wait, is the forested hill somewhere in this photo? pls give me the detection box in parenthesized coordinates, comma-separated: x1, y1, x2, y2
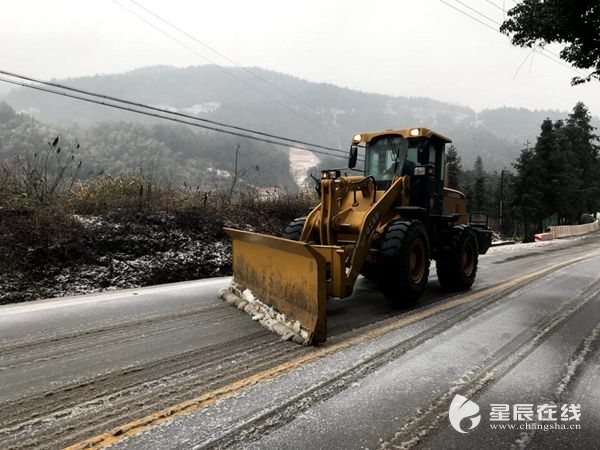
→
(2, 65, 596, 173)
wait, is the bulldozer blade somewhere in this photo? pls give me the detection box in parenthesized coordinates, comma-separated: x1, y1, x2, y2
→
(224, 228, 327, 344)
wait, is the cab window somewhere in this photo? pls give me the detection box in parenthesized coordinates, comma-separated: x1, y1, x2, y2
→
(365, 135, 408, 181)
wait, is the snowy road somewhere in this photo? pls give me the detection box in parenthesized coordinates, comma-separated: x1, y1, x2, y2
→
(1, 233, 599, 449)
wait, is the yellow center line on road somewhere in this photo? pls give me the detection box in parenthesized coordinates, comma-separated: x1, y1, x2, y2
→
(65, 249, 600, 449)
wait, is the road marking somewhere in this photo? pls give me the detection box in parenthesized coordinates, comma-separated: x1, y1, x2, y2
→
(0, 277, 232, 315)
(66, 250, 600, 449)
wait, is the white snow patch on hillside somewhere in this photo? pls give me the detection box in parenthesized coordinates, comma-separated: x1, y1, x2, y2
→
(148, 102, 221, 115)
(150, 104, 178, 112)
(182, 102, 221, 114)
(289, 147, 320, 187)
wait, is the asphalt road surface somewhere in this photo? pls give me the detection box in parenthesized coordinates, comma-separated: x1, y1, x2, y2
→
(1, 232, 599, 449)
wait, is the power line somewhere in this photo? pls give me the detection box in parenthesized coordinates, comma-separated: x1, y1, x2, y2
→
(124, 0, 331, 127)
(513, 45, 538, 79)
(439, 0, 498, 32)
(0, 75, 353, 161)
(0, 69, 346, 156)
(452, 0, 499, 25)
(483, 0, 506, 12)
(484, 2, 571, 64)
(111, 0, 334, 136)
(439, 0, 589, 78)
(452, 0, 564, 60)
(448, 0, 571, 65)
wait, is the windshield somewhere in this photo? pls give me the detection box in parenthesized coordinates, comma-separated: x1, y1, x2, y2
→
(365, 135, 409, 181)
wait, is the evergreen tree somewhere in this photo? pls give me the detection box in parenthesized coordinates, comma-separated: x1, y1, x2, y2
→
(551, 120, 579, 222)
(445, 144, 463, 190)
(512, 143, 542, 241)
(510, 102, 599, 240)
(534, 118, 561, 221)
(565, 102, 600, 217)
(471, 156, 488, 212)
(498, 169, 517, 235)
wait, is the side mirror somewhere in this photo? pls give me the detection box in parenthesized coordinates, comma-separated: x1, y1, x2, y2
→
(349, 145, 358, 169)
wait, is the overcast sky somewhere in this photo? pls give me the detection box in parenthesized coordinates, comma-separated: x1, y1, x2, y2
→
(1, 0, 598, 116)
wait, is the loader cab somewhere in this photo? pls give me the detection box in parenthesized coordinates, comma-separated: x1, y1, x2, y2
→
(350, 128, 449, 213)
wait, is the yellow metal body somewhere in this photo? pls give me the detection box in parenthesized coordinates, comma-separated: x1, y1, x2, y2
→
(300, 175, 409, 299)
(353, 127, 451, 144)
(442, 187, 468, 223)
(225, 229, 328, 342)
(227, 174, 409, 344)
(226, 127, 471, 344)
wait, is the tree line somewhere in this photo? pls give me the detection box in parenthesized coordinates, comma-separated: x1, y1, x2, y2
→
(447, 102, 599, 241)
(0, 101, 296, 192)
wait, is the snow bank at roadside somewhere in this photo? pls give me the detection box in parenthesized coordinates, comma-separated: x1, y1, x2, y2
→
(485, 234, 590, 256)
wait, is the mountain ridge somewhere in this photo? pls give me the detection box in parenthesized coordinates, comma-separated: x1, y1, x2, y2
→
(2, 65, 597, 172)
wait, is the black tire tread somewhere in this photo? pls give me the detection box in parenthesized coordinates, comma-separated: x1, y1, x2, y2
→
(436, 224, 479, 291)
(283, 217, 306, 241)
(376, 220, 430, 305)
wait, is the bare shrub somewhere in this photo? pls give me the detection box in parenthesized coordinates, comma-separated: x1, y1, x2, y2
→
(19, 137, 82, 204)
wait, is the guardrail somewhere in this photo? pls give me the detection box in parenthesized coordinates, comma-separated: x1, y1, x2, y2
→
(548, 220, 600, 239)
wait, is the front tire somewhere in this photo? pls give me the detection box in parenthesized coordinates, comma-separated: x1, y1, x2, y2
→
(377, 220, 430, 305)
(283, 217, 306, 241)
(436, 225, 478, 291)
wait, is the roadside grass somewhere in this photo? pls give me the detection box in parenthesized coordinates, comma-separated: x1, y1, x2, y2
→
(0, 152, 318, 303)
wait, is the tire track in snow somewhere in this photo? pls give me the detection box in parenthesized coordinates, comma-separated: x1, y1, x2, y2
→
(378, 282, 600, 449)
(194, 270, 600, 448)
(511, 318, 600, 450)
(0, 333, 306, 449)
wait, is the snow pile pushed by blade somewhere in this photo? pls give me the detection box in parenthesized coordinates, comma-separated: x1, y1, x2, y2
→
(218, 284, 311, 345)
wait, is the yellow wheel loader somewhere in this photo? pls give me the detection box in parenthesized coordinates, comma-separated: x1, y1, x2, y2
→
(221, 127, 492, 344)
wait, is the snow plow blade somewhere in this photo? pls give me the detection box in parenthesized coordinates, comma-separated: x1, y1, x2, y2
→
(224, 228, 327, 344)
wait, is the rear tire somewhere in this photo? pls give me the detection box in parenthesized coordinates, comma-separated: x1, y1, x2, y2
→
(377, 220, 430, 305)
(436, 225, 478, 291)
(283, 217, 306, 241)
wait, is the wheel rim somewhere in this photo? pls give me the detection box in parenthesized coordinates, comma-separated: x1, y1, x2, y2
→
(461, 239, 476, 277)
(409, 239, 426, 283)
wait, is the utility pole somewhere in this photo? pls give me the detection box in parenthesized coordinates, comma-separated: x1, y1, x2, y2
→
(228, 143, 240, 203)
(499, 169, 505, 230)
